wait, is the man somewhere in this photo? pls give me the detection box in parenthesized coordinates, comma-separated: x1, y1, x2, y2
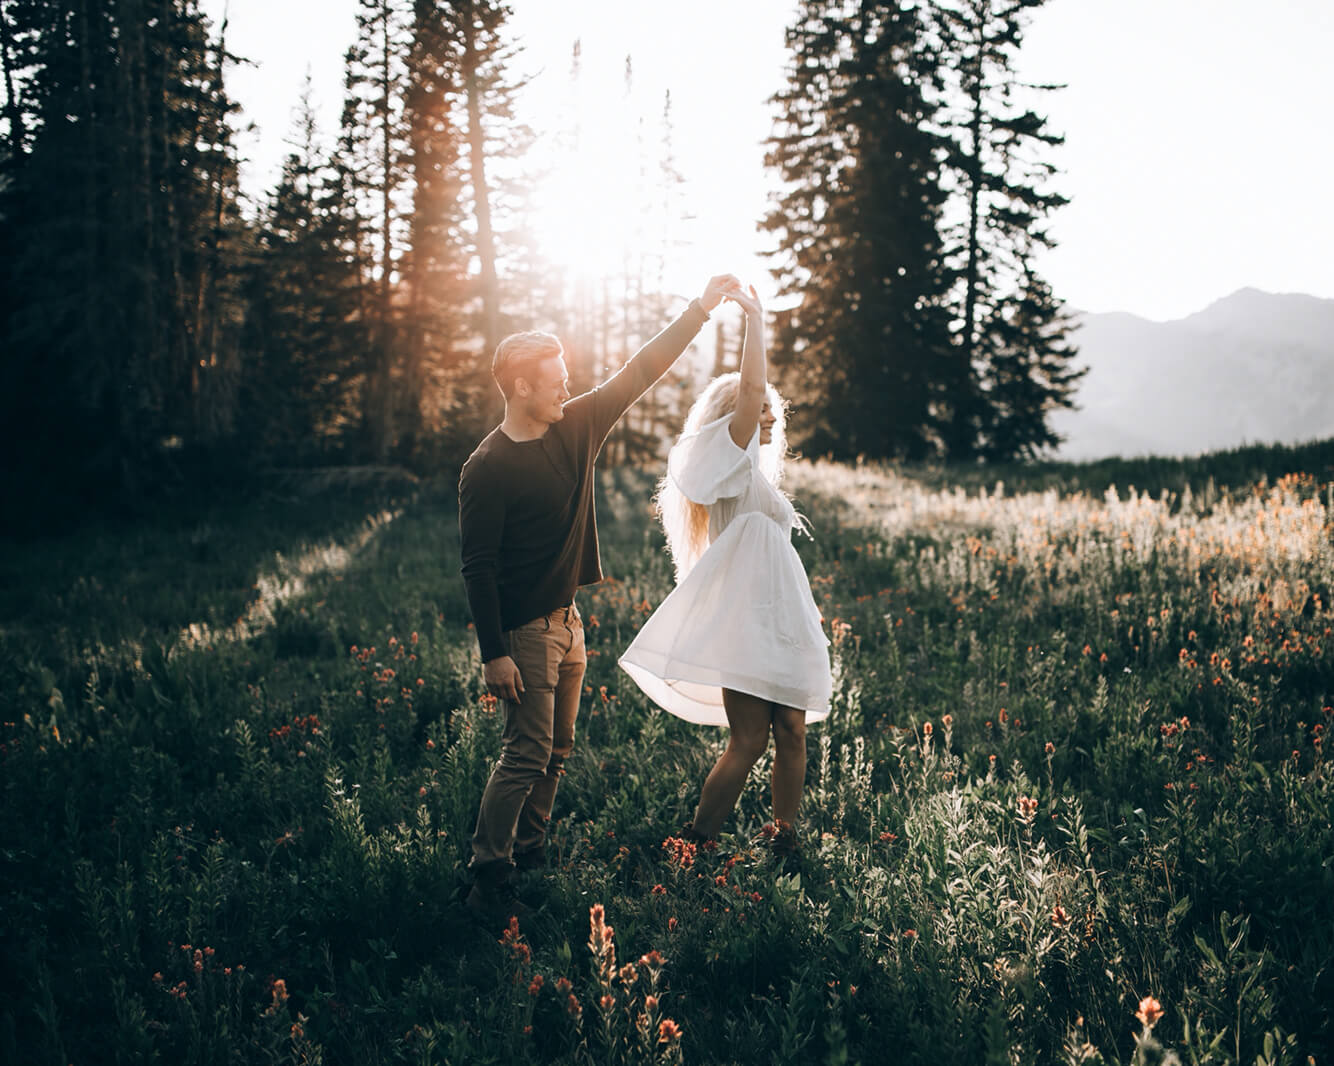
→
(459, 274, 739, 922)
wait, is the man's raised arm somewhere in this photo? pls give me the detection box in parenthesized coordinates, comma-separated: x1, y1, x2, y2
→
(581, 273, 742, 439)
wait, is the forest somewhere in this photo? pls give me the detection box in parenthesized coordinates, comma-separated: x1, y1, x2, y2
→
(1, 0, 1079, 527)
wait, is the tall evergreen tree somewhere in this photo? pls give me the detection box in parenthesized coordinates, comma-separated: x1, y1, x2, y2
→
(0, 0, 36, 164)
(334, 0, 529, 462)
(763, 0, 955, 461)
(0, 0, 245, 502)
(433, 0, 532, 450)
(242, 78, 366, 463)
(338, 0, 416, 461)
(974, 251, 1082, 458)
(928, 0, 1081, 458)
(401, 0, 468, 453)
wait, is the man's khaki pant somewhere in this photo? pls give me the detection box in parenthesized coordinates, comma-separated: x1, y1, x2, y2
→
(470, 603, 586, 871)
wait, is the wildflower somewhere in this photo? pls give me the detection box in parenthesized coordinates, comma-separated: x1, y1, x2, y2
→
(922, 721, 933, 738)
(902, 929, 918, 939)
(566, 993, 582, 1018)
(668, 917, 679, 932)
(425, 738, 435, 749)
(645, 994, 659, 1011)
(527, 974, 544, 997)
(658, 1018, 683, 1042)
(291, 1022, 304, 1040)
(501, 916, 532, 964)
(651, 883, 666, 896)
(1044, 741, 1055, 755)
(1135, 996, 1164, 1028)
(264, 977, 289, 1014)
(1051, 905, 1071, 927)
(879, 830, 897, 843)
(1017, 795, 1038, 821)
(618, 964, 638, 985)
(942, 714, 953, 728)
(600, 994, 615, 1010)
(661, 836, 698, 869)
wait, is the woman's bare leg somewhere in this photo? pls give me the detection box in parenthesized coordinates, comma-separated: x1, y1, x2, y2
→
(690, 689, 772, 839)
(770, 706, 807, 826)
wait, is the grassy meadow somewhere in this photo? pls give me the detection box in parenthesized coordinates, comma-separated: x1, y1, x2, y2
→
(2, 443, 1332, 1065)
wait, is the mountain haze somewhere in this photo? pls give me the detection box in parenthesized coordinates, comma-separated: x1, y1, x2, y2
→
(1049, 289, 1334, 460)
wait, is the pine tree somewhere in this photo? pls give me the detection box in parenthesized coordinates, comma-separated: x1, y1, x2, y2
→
(432, 0, 532, 452)
(763, 0, 956, 461)
(928, 0, 1081, 458)
(402, 0, 468, 453)
(974, 252, 1083, 458)
(0, 0, 246, 503)
(0, 0, 35, 164)
(339, 0, 415, 461)
(241, 78, 366, 463)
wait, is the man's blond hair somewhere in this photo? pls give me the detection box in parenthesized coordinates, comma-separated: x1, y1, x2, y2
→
(492, 331, 563, 399)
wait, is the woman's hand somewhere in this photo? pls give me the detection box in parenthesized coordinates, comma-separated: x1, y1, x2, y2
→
(725, 283, 764, 319)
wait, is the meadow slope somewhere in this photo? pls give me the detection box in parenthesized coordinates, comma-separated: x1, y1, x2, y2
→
(1, 450, 1331, 1065)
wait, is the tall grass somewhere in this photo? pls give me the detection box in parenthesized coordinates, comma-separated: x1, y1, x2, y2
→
(1, 448, 1330, 1064)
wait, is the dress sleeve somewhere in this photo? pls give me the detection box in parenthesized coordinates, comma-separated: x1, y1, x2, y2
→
(667, 415, 754, 505)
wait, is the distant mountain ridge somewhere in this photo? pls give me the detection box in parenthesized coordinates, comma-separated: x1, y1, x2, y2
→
(1049, 288, 1334, 460)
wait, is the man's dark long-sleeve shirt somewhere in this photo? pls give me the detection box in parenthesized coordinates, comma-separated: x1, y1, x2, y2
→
(459, 302, 709, 662)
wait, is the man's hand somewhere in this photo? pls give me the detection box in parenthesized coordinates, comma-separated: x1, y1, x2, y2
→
(484, 655, 525, 703)
(699, 274, 743, 313)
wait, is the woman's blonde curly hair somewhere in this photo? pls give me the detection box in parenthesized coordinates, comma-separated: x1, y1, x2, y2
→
(656, 372, 789, 581)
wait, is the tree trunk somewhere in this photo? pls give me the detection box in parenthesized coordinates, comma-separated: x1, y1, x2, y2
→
(375, 1, 395, 460)
(0, 0, 24, 164)
(461, 9, 500, 356)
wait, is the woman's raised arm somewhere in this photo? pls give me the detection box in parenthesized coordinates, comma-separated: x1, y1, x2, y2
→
(726, 284, 767, 449)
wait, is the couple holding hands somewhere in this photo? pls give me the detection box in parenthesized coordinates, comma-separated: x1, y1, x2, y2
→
(458, 274, 832, 922)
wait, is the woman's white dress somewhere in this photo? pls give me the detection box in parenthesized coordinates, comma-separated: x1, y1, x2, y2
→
(619, 415, 832, 725)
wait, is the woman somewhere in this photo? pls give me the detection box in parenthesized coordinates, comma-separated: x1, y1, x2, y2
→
(619, 283, 832, 858)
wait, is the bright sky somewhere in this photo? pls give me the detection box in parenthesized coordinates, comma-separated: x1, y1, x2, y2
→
(210, 0, 1334, 323)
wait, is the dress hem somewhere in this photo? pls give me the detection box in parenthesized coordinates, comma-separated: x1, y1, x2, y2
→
(619, 654, 831, 727)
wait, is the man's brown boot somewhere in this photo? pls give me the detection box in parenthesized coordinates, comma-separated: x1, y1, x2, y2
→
(466, 860, 530, 926)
